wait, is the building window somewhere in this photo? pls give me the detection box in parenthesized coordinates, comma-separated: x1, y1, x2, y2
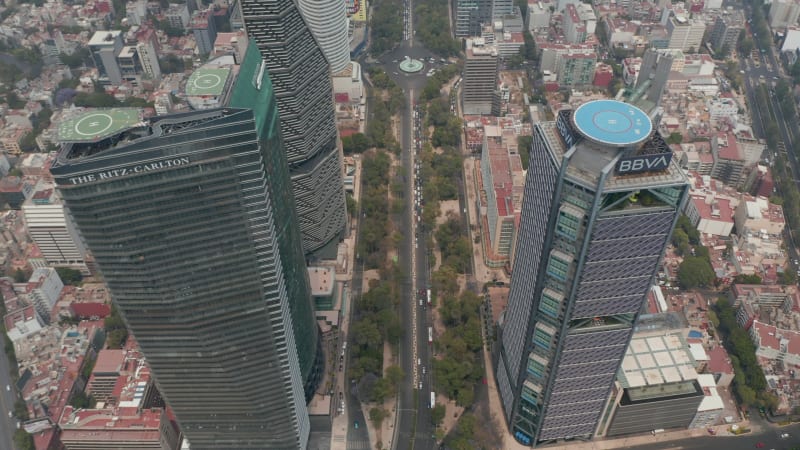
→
(521, 380, 541, 405)
(546, 251, 572, 282)
(527, 355, 546, 378)
(538, 290, 562, 318)
(533, 327, 552, 350)
(556, 205, 583, 240)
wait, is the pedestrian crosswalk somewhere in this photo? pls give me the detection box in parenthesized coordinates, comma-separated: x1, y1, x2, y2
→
(346, 440, 370, 449)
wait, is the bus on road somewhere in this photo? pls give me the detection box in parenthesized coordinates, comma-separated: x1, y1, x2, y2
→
(428, 327, 433, 344)
(430, 392, 435, 409)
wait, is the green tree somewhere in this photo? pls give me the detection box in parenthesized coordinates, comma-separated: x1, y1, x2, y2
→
(13, 430, 34, 450)
(369, 407, 388, 429)
(352, 317, 382, 348)
(73, 92, 118, 107)
(5, 92, 24, 109)
(342, 132, 370, 154)
(104, 305, 129, 349)
(371, 377, 392, 403)
(671, 228, 689, 256)
(666, 132, 683, 144)
(59, 48, 90, 69)
(13, 268, 27, 283)
(69, 390, 95, 409)
(517, 135, 532, 169)
(159, 54, 186, 74)
(737, 384, 757, 407)
(345, 194, 358, 218)
(431, 403, 446, 426)
(385, 364, 404, 387)
(55, 267, 83, 285)
(14, 398, 28, 420)
(677, 255, 716, 289)
(734, 274, 762, 284)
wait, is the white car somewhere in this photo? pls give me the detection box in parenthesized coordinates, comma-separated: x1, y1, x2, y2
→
(5, 385, 9, 392)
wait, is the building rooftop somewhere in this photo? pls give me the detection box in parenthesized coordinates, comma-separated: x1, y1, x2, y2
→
(93, 349, 125, 374)
(690, 195, 734, 223)
(752, 320, 800, 355)
(618, 332, 698, 388)
(572, 100, 653, 147)
(706, 345, 734, 374)
(88, 30, 121, 47)
(57, 109, 143, 143)
(185, 67, 231, 97)
(308, 266, 334, 296)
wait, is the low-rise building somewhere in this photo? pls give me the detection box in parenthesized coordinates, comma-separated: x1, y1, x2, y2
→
(684, 194, 734, 237)
(59, 406, 180, 450)
(734, 196, 785, 237)
(706, 96, 739, 123)
(688, 373, 724, 428)
(604, 331, 704, 437)
(711, 132, 746, 187)
(750, 320, 800, 367)
(478, 129, 524, 268)
(27, 267, 64, 325)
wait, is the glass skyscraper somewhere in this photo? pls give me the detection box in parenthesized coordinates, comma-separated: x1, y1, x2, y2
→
(240, 0, 347, 255)
(494, 100, 689, 446)
(50, 43, 318, 450)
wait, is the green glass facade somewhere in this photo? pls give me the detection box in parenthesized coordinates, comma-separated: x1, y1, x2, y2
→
(50, 44, 316, 449)
(230, 42, 321, 394)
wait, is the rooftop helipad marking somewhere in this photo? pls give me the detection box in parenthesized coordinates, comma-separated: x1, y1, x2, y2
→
(74, 113, 114, 137)
(572, 100, 653, 147)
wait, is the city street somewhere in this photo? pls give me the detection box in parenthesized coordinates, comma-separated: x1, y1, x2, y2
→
(0, 342, 17, 450)
(356, 2, 452, 447)
(741, 6, 800, 192)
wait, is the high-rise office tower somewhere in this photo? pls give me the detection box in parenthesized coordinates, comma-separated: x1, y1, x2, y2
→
(494, 100, 688, 446)
(769, 0, 800, 28)
(455, 0, 493, 37)
(463, 38, 499, 115)
(240, 0, 347, 255)
(297, 0, 351, 74)
(635, 48, 673, 109)
(50, 43, 318, 450)
(22, 186, 89, 273)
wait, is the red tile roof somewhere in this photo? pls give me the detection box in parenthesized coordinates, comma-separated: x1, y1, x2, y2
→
(707, 346, 734, 374)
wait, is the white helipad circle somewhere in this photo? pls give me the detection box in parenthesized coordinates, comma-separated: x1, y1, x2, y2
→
(74, 113, 114, 137)
(192, 73, 222, 90)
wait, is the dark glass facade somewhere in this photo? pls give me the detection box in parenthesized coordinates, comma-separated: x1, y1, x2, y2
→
(50, 45, 316, 450)
(240, 0, 347, 255)
(494, 103, 689, 447)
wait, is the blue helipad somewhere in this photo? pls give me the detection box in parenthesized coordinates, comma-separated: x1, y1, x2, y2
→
(572, 100, 652, 147)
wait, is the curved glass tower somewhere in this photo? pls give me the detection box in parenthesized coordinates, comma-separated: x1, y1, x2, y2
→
(494, 101, 689, 447)
(297, 0, 351, 74)
(241, 0, 347, 255)
(50, 44, 318, 449)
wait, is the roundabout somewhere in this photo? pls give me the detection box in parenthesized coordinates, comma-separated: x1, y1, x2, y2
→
(399, 57, 424, 74)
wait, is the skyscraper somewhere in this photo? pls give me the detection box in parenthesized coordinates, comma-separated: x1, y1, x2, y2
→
(50, 43, 318, 450)
(297, 0, 351, 74)
(463, 38, 499, 115)
(494, 100, 688, 446)
(635, 48, 673, 109)
(240, 0, 347, 255)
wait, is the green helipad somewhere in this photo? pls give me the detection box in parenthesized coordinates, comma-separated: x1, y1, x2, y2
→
(186, 67, 231, 96)
(58, 108, 142, 143)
